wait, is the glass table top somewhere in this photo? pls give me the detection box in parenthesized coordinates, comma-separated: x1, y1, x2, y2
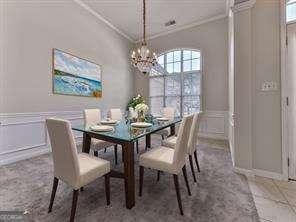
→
(72, 117, 182, 142)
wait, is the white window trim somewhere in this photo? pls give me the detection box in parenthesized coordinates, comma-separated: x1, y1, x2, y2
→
(286, 0, 296, 24)
(149, 48, 203, 116)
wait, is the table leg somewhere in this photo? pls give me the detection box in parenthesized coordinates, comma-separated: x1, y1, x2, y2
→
(170, 124, 176, 136)
(122, 142, 135, 209)
(82, 133, 91, 153)
(145, 134, 151, 150)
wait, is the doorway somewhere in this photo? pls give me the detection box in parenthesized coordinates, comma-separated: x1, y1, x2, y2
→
(284, 0, 296, 180)
(286, 23, 296, 180)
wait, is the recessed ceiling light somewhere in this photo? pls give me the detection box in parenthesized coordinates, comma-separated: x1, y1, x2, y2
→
(165, 20, 176, 27)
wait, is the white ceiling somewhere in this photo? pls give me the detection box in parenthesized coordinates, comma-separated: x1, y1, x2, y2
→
(79, 0, 228, 42)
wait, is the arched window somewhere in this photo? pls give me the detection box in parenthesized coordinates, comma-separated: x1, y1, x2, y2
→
(287, 0, 296, 23)
(149, 49, 202, 117)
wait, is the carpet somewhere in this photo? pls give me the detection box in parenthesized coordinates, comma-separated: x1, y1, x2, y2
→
(0, 137, 259, 222)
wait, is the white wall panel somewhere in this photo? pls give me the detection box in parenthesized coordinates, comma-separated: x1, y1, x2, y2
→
(0, 110, 228, 165)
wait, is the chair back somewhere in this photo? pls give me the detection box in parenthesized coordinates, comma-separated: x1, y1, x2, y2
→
(46, 118, 79, 186)
(84, 109, 101, 125)
(187, 113, 202, 155)
(172, 115, 193, 170)
(163, 107, 175, 119)
(110, 108, 123, 120)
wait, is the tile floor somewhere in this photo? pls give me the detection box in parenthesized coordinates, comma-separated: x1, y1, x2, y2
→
(247, 176, 296, 222)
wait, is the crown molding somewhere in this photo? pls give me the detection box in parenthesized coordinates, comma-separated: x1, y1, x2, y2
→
(232, 0, 256, 13)
(74, 0, 228, 44)
(137, 13, 228, 43)
(73, 0, 135, 42)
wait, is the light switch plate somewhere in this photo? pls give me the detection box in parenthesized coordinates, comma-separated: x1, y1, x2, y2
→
(261, 81, 277, 91)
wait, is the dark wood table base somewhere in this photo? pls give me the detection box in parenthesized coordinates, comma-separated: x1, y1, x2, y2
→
(82, 133, 135, 209)
(145, 134, 151, 150)
(80, 121, 179, 210)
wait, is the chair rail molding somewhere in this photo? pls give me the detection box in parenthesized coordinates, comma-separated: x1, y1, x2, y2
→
(232, 0, 256, 13)
(0, 110, 228, 165)
(0, 111, 84, 166)
(198, 110, 229, 140)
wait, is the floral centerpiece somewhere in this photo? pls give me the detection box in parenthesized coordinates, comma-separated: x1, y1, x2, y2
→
(127, 94, 146, 109)
(135, 103, 149, 122)
(127, 94, 150, 121)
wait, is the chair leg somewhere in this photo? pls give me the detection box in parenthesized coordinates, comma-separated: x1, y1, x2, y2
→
(104, 173, 110, 205)
(173, 174, 184, 215)
(182, 166, 191, 196)
(114, 145, 118, 165)
(189, 155, 197, 182)
(136, 140, 139, 154)
(121, 146, 124, 162)
(94, 151, 98, 157)
(70, 189, 79, 222)
(48, 177, 59, 213)
(157, 170, 161, 181)
(194, 150, 201, 172)
(104, 148, 107, 153)
(139, 166, 144, 196)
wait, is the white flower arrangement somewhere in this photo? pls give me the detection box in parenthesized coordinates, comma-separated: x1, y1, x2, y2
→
(135, 103, 149, 114)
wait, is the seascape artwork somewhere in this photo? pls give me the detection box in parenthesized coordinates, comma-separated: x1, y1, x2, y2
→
(53, 49, 102, 97)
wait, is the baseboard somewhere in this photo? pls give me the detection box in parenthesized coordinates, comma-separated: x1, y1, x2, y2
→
(0, 109, 229, 165)
(0, 111, 84, 166)
(0, 146, 51, 166)
(252, 169, 285, 181)
(233, 167, 254, 177)
(228, 138, 235, 165)
(198, 132, 228, 140)
(199, 110, 229, 140)
(233, 166, 286, 181)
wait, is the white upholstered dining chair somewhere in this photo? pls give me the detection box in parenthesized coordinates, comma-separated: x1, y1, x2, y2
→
(153, 107, 175, 140)
(84, 109, 119, 164)
(46, 118, 110, 222)
(110, 108, 123, 121)
(110, 108, 140, 154)
(139, 114, 193, 215)
(162, 112, 201, 182)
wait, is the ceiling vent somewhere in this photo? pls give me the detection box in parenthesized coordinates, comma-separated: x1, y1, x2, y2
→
(165, 20, 176, 27)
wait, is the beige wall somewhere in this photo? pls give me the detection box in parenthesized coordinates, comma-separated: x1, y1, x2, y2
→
(233, 0, 282, 174)
(0, 1, 133, 113)
(234, 9, 253, 170)
(134, 18, 229, 112)
(251, 0, 282, 173)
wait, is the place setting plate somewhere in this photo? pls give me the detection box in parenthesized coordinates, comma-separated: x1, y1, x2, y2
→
(131, 122, 153, 128)
(90, 125, 114, 132)
(100, 119, 118, 125)
(156, 117, 170, 121)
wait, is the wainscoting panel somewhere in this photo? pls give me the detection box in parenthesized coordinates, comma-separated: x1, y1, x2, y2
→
(199, 110, 229, 140)
(0, 111, 84, 165)
(0, 110, 229, 165)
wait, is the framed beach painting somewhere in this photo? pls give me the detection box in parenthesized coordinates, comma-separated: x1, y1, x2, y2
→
(52, 49, 102, 98)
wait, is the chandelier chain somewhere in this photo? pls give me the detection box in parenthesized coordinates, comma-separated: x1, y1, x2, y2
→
(131, 0, 156, 74)
(143, 0, 146, 44)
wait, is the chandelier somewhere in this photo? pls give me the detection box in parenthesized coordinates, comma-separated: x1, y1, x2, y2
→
(131, 0, 157, 74)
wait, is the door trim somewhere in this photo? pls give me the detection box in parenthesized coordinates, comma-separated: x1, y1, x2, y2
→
(280, 0, 289, 181)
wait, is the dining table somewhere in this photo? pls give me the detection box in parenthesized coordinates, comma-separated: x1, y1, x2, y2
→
(72, 117, 182, 209)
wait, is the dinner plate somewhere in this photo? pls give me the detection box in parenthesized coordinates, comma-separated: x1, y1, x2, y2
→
(90, 125, 114, 132)
(131, 122, 153, 128)
(156, 117, 170, 121)
(100, 119, 118, 125)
